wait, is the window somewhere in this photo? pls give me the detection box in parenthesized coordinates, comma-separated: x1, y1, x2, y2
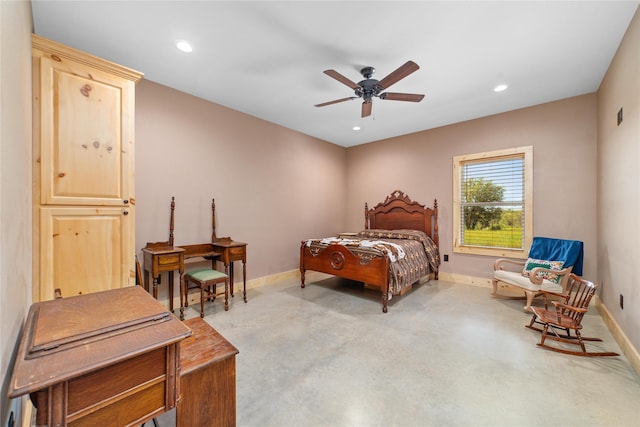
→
(453, 146, 533, 258)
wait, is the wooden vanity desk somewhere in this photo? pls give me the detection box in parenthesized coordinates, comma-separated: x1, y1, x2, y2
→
(8, 286, 191, 427)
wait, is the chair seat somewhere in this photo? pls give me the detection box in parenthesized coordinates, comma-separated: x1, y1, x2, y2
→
(186, 268, 227, 282)
(530, 307, 581, 330)
(494, 270, 563, 293)
(181, 268, 229, 319)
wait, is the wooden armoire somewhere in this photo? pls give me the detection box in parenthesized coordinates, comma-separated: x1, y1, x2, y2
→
(32, 35, 143, 301)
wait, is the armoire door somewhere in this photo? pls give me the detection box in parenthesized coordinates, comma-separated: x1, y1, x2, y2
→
(37, 54, 135, 206)
(39, 207, 133, 301)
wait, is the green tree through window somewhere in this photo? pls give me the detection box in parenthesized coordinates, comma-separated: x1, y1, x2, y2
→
(463, 177, 505, 230)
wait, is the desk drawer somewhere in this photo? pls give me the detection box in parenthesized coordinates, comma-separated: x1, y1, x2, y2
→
(228, 247, 245, 259)
(158, 254, 181, 265)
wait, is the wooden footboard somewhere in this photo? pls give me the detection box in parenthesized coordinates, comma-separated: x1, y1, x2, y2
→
(300, 242, 391, 313)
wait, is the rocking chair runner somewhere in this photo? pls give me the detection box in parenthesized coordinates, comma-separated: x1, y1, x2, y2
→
(526, 274, 619, 357)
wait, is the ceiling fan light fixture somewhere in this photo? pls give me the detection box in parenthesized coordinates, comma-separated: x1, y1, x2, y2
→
(494, 83, 508, 92)
(175, 40, 193, 53)
(315, 60, 424, 118)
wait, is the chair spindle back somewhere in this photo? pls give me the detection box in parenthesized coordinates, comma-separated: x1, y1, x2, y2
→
(562, 274, 597, 323)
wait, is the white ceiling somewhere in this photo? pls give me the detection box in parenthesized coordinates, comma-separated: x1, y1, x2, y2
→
(31, 1, 639, 148)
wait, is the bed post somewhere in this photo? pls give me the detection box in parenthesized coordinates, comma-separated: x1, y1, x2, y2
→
(300, 242, 306, 288)
(433, 199, 439, 247)
(364, 202, 369, 230)
(433, 199, 439, 280)
(381, 264, 390, 313)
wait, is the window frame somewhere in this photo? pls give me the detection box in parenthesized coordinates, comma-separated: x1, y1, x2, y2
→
(453, 146, 533, 258)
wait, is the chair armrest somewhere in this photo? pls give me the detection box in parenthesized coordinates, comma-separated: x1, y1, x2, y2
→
(494, 258, 526, 271)
(528, 266, 572, 285)
(552, 301, 588, 313)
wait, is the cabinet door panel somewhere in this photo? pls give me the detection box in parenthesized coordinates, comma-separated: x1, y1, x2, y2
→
(39, 55, 134, 206)
(40, 207, 133, 301)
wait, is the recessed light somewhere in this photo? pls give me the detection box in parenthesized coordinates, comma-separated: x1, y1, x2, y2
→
(353, 126, 361, 131)
(494, 84, 508, 92)
(175, 40, 193, 53)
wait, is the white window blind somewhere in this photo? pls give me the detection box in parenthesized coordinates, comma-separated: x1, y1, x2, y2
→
(459, 155, 525, 250)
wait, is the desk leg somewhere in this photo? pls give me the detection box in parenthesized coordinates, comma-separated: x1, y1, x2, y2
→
(242, 260, 247, 303)
(168, 272, 174, 312)
(144, 270, 150, 293)
(152, 276, 159, 300)
(226, 263, 234, 297)
(179, 273, 185, 321)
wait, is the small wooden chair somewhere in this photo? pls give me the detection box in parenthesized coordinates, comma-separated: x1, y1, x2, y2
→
(181, 268, 229, 319)
(526, 274, 618, 357)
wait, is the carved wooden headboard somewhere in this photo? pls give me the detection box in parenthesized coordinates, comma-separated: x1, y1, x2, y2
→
(364, 190, 439, 248)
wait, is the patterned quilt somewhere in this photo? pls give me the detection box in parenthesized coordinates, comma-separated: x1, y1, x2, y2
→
(305, 229, 440, 295)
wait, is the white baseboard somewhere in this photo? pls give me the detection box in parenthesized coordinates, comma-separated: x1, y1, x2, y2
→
(595, 296, 640, 377)
(246, 269, 301, 288)
(437, 271, 492, 288)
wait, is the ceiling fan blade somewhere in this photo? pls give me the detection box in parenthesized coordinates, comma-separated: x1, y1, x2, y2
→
(323, 69, 360, 90)
(361, 100, 372, 118)
(380, 92, 425, 102)
(315, 97, 358, 107)
(377, 61, 420, 90)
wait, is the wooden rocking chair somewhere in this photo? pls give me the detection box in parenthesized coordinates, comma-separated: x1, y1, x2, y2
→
(526, 274, 618, 357)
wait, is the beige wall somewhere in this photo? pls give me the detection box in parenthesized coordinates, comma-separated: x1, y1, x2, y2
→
(597, 7, 640, 351)
(135, 80, 347, 290)
(0, 0, 33, 424)
(346, 94, 598, 284)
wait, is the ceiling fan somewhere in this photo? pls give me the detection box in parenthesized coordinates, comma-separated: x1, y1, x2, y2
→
(315, 60, 425, 118)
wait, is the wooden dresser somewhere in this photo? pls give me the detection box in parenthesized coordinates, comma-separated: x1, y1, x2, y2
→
(8, 286, 191, 427)
(178, 317, 239, 427)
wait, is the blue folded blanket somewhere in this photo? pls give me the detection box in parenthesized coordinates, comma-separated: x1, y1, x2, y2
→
(528, 237, 584, 276)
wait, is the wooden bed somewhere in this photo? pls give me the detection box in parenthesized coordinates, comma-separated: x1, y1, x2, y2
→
(300, 190, 440, 313)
